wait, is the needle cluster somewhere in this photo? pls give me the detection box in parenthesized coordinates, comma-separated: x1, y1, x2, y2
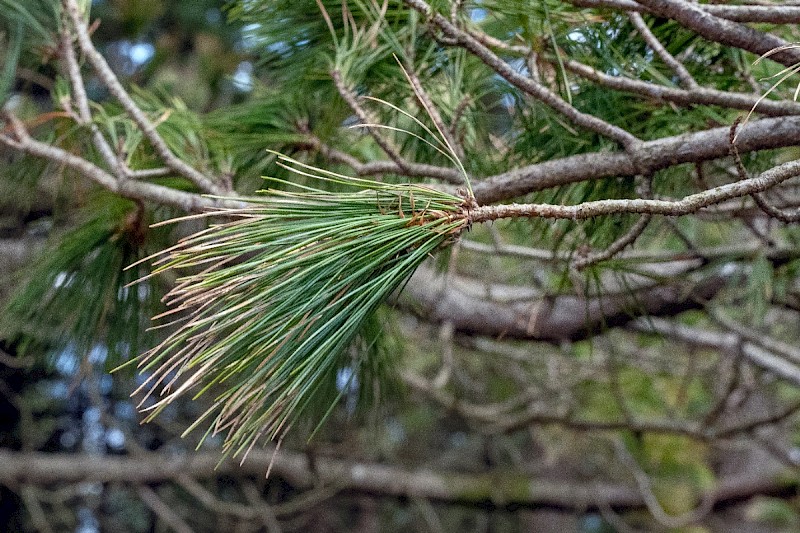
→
(133, 156, 470, 458)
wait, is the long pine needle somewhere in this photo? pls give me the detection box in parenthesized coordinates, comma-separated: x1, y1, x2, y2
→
(135, 155, 471, 458)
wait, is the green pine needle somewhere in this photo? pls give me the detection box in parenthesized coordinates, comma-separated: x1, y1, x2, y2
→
(132, 155, 471, 459)
(2, 196, 158, 366)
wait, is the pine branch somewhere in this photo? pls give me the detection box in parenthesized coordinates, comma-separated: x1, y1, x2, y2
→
(63, 0, 228, 195)
(404, 0, 642, 149)
(133, 158, 471, 457)
(0, 448, 797, 513)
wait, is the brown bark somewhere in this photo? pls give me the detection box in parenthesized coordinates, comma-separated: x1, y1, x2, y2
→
(399, 266, 726, 342)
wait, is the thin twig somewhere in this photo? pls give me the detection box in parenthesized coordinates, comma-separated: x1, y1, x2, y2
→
(573, 214, 653, 270)
(634, 0, 800, 69)
(59, 10, 123, 177)
(715, 399, 800, 439)
(569, 0, 800, 24)
(462, 238, 799, 265)
(0, 111, 222, 212)
(464, 25, 800, 117)
(711, 312, 800, 367)
(301, 134, 464, 184)
(572, 176, 655, 269)
(63, 0, 226, 195)
(242, 481, 283, 533)
(702, 349, 743, 427)
(404, 63, 464, 159)
(562, 58, 800, 117)
(614, 440, 714, 528)
(131, 167, 172, 179)
(750, 192, 800, 223)
(473, 114, 800, 204)
(730, 118, 800, 223)
(403, 368, 713, 438)
(19, 486, 55, 533)
(404, 0, 641, 148)
(177, 475, 259, 521)
(469, 155, 800, 221)
(331, 69, 410, 171)
(631, 318, 800, 389)
(138, 485, 194, 533)
(628, 12, 698, 89)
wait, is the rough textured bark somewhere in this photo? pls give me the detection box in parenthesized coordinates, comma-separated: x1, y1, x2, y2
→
(474, 116, 800, 204)
(633, 0, 800, 68)
(400, 266, 726, 342)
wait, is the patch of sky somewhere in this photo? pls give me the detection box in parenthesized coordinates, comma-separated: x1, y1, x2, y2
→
(265, 40, 291, 56)
(117, 285, 129, 301)
(54, 271, 74, 288)
(114, 402, 136, 421)
(55, 344, 79, 375)
(336, 366, 359, 414)
(134, 371, 152, 386)
(342, 114, 360, 128)
(501, 93, 515, 110)
(109, 40, 155, 76)
(113, 341, 131, 359)
(449, 431, 467, 447)
(201, 433, 223, 448)
(138, 283, 151, 301)
(106, 427, 126, 450)
(232, 61, 254, 92)
(89, 344, 108, 365)
(336, 366, 356, 392)
(82, 413, 106, 453)
(99, 374, 113, 395)
(60, 429, 79, 448)
(580, 514, 605, 532)
(490, 73, 520, 111)
(79, 483, 104, 499)
(75, 483, 103, 533)
(4, 93, 21, 112)
(385, 417, 405, 444)
(790, 448, 800, 464)
(470, 8, 488, 23)
(205, 8, 222, 25)
(238, 23, 263, 52)
(54, 343, 108, 377)
(83, 406, 102, 425)
(76, 507, 100, 533)
(567, 30, 587, 44)
(509, 58, 529, 76)
(47, 380, 69, 399)
(128, 42, 155, 66)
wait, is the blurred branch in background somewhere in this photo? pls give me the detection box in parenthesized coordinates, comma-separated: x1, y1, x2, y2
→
(1, 0, 800, 531)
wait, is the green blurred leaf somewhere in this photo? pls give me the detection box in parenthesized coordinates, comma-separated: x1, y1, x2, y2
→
(1, 196, 164, 368)
(747, 254, 774, 324)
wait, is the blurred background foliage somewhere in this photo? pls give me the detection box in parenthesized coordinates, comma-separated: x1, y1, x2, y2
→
(0, 0, 799, 532)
